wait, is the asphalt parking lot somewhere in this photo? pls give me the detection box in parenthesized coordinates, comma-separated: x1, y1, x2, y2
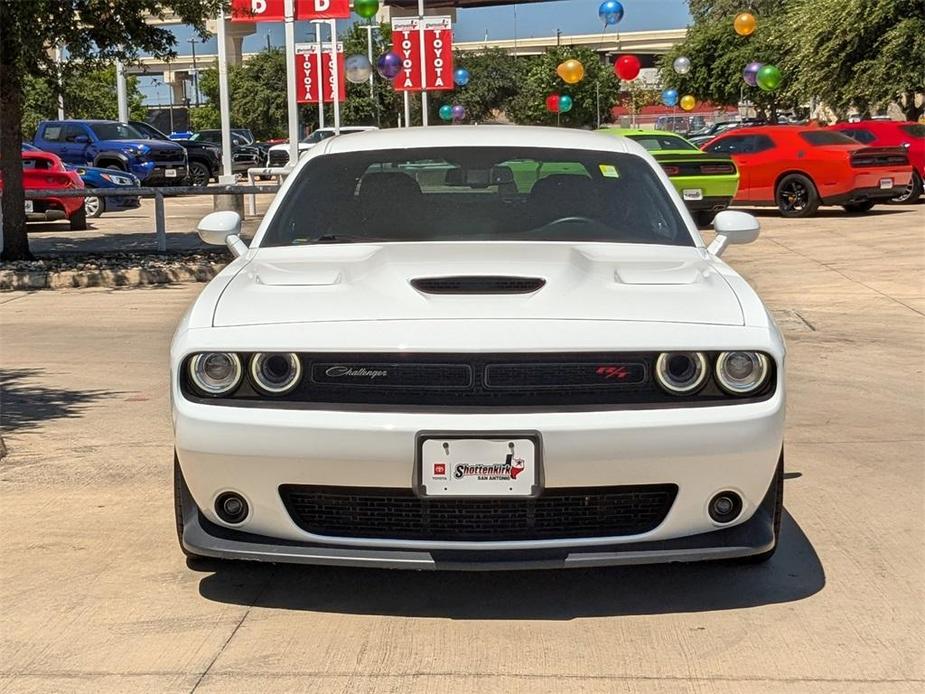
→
(1, 205, 923, 693)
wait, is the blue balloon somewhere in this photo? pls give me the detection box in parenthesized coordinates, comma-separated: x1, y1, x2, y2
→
(453, 68, 470, 86)
(598, 0, 624, 26)
(661, 88, 679, 107)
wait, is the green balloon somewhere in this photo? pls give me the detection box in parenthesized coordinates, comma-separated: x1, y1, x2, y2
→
(756, 64, 782, 92)
(439, 104, 454, 121)
(354, 0, 379, 19)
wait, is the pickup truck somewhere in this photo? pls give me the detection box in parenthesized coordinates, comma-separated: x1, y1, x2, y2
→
(129, 120, 221, 187)
(33, 120, 188, 185)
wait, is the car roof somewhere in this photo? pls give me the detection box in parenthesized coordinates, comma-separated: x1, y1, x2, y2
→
(321, 125, 639, 156)
(43, 119, 118, 124)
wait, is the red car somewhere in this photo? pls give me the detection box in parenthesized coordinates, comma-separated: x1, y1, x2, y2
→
(829, 120, 925, 203)
(0, 150, 87, 230)
(703, 126, 913, 217)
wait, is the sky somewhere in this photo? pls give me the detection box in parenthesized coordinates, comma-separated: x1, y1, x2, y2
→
(139, 0, 691, 104)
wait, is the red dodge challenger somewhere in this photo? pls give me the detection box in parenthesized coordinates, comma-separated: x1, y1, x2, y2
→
(703, 126, 913, 217)
(0, 150, 87, 230)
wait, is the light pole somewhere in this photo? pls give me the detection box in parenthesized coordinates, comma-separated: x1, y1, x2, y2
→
(360, 22, 380, 126)
(188, 38, 200, 108)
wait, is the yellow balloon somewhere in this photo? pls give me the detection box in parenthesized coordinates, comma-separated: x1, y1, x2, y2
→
(734, 11, 757, 36)
(556, 59, 585, 85)
(680, 95, 697, 111)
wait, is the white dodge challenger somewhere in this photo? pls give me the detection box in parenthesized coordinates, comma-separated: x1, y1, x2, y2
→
(171, 126, 785, 570)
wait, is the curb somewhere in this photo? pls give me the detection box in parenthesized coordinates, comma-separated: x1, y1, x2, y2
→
(0, 263, 227, 291)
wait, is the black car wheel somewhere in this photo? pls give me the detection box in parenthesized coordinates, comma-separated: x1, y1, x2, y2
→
(84, 195, 104, 218)
(188, 161, 211, 187)
(693, 210, 716, 228)
(69, 204, 88, 230)
(890, 171, 923, 204)
(842, 200, 876, 214)
(775, 173, 820, 218)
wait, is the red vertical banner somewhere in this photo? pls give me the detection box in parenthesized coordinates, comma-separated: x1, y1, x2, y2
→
(230, 0, 286, 22)
(295, 43, 345, 103)
(391, 17, 423, 92)
(321, 44, 346, 103)
(296, 0, 350, 19)
(422, 17, 454, 91)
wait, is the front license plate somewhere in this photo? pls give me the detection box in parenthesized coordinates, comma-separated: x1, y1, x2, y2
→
(420, 436, 538, 497)
(879, 177, 893, 190)
(24, 200, 33, 214)
(165, 168, 178, 178)
(683, 188, 703, 201)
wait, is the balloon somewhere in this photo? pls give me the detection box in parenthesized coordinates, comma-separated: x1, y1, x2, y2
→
(452, 104, 466, 120)
(673, 56, 691, 75)
(453, 68, 470, 86)
(743, 61, 763, 87)
(734, 11, 757, 36)
(614, 54, 641, 81)
(756, 64, 782, 91)
(556, 59, 585, 85)
(376, 51, 401, 79)
(598, 0, 624, 26)
(558, 94, 573, 113)
(680, 95, 696, 111)
(344, 54, 373, 84)
(354, 0, 379, 19)
(439, 104, 454, 121)
(545, 93, 560, 113)
(661, 88, 679, 107)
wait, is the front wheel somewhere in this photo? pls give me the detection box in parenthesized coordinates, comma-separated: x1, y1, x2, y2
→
(187, 161, 211, 187)
(69, 205, 88, 230)
(84, 195, 103, 218)
(776, 173, 820, 218)
(842, 200, 876, 214)
(890, 171, 923, 204)
(693, 210, 716, 228)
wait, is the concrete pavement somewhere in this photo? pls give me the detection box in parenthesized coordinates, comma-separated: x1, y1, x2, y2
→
(1, 206, 923, 693)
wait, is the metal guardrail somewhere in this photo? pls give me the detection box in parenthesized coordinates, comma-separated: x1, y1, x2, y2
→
(20, 184, 280, 252)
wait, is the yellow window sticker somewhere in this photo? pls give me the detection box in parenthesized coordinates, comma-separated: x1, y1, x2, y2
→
(599, 164, 620, 178)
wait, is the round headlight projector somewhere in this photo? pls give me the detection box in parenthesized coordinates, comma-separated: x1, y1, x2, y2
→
(250, 352, 302, 394)
(716, 351, 769, 394)
(189, 352, 243, 395)
(655, 352, 708, 394)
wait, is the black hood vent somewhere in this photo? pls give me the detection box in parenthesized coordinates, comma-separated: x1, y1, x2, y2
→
(411, 275, 546, 295)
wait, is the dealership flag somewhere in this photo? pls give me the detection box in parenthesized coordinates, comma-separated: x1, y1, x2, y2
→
(391, 16, 454, 92)
(295, 42, 345, 104)
(231, 0, 349, 22)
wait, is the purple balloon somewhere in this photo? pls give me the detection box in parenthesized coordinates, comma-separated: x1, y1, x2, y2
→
(452, 104, 466, 120)
(743, 61, 763, 87)
(377, 52, 402, 80)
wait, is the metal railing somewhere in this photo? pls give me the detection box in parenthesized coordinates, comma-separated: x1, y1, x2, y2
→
(20, 184, 279, 252)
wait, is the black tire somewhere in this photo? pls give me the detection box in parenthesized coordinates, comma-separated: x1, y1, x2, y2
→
(736, 455, 784, 564)
(775, 173, 820, 218)
(693, 210, 716, 228)
(174, 455, 210, 563)
(890, 170, 923, 204)
(84, 195, 104, 218)
(842, 200, 876, 214)
(101, 162, 126, 171)
(187, 161, 211, 187)
(69, 204, 88, 230)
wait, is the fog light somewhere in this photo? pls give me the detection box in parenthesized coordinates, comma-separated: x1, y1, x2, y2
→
(215, 492, 248, 524)
(708, 491, 742, 523)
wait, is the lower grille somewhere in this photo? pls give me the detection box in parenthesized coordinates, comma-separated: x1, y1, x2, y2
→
(280, 484, 678, 541)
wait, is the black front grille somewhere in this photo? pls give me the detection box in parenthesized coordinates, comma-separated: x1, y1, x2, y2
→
(268, 150, 289, 167)
(280, 484, 678, 541)
(411, 276, 546, 294)
(149, 149, 185, 164)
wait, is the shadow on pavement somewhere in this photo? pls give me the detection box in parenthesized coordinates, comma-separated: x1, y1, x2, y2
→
(738, 206, 911, 219)
(0, 368, 118, 434)
(196, 509, 824, 619)
(25, 229, 210, 255)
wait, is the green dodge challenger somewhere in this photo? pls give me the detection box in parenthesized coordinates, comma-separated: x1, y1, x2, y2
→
(598, 128, 740, 226)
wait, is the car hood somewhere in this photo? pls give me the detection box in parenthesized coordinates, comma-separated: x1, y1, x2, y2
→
(213, 243, 744, 328)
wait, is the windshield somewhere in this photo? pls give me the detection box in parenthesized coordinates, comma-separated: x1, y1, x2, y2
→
(261, 147, 691, 248)
(800, 131, 859, 146)
(900, 124, 925, 139)
(626, 134, 699, 152)
(89, 123, 144, 140)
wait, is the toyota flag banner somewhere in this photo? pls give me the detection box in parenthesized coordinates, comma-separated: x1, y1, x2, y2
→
(295, 42, 346, 104)
(390, 16, 454, 92)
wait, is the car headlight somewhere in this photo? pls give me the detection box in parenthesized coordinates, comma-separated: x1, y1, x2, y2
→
(715, 351, 770, 394)
(188, 352, 242, 396)
(250, 353, 302, 394)
(655, 351, 708, 394)
(101, 172, 133, 186)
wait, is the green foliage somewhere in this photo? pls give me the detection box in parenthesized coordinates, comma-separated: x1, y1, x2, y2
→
(446, 48, 521, 123)
(189, 104, 220, 131)
(21, 66, 146, 138)
(506, 47, 621, 127)
(338, 22, 400, 128)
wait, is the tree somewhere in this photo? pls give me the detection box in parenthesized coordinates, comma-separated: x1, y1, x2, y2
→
(21, 66, 146, 139)
(778, 0, 925, 120)
(1, 0, 222, 260)
(446, 48, 521, 123)
(506, 47, 622, 127)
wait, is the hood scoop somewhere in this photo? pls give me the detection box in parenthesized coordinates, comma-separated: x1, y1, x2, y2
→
(411, 275, 546, 295)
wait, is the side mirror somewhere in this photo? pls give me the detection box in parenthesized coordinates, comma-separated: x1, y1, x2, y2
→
(707, 210, 760, 257)
(197, 211, 247, 257)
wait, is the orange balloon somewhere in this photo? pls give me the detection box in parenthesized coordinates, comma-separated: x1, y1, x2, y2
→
(680, 95, 697, 111)
(734, 11, 757, 36)
(556, 59, 585, 84)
